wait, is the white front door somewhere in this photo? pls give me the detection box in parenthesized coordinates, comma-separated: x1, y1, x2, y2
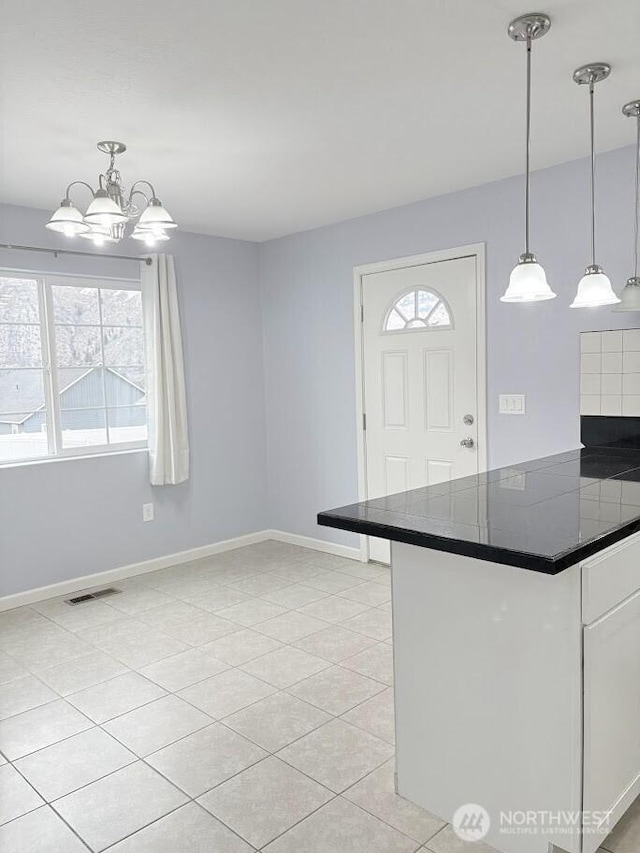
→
(361, 252, 483, 563)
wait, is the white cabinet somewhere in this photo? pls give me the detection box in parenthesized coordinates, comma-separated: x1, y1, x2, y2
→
(392, 535, 640, 853)
(582, 589, 640, 853)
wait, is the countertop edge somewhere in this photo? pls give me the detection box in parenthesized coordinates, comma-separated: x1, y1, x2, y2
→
(317, 511, 640, 574)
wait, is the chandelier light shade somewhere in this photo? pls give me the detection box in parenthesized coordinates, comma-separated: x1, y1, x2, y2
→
(45, 141, 177, 247)
(501, 12, 556, 304)
(137, 198, 177, 230)
(83, 190, 128, 226)
(45, 199, 90, 237)
(570, 64, 620, 308)
(615, 100, 640, 311)
(131, 225, 170, 246)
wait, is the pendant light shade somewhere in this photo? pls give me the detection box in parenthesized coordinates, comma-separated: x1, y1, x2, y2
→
(615, 100, 640, 311)
(45, 199, 90, 237)
(571, 63, 620, 308)
(84, 189, 128, 227)
(501, 13, 556, 304)
(571, 267, 620, 308)
(616, 278, 640, 311)
(501, 256, 555, 302)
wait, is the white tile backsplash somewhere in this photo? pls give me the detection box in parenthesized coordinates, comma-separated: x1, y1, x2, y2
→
(581, 353, 601, 374)
(601, 352, 623, 374)
(601, 395, 623, 416)
(581, 374, 601, 395)
(601, 330, 623, 352)
(580, 330, 640, 416)
(601, 373, 622, 395)
(624, 351, 640, 373)
(623, 329, 640, 351)
(623, 374, 640, 395)
(622, 395, 640, 416)
(581, 332, 602, 353)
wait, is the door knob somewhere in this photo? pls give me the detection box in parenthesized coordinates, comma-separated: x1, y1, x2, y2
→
(460, 437, 475, 449)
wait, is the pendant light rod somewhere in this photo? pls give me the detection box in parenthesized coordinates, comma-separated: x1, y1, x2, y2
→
(525, 36, 532, 255)
(508, 13, 551, 260)
(588, 81, 597, 267)
(573, 63, 611, 272)
(623, 101, 640, 279)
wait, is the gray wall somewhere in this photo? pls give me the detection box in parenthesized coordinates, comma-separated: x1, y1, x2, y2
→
(3, 145, 640, 594)
(259, 145, 640, 548)
(0, 203, 268, 596)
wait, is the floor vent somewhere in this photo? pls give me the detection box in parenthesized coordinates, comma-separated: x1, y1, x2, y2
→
(65, 587, 121, 606)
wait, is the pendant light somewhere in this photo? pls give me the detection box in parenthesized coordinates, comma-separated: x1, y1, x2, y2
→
(570, 64, 620, 307)
(615, 100, 640, 311)
(501, 13, 556, 303)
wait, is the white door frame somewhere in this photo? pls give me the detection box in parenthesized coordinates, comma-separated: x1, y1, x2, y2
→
(353, 243, 488, 562)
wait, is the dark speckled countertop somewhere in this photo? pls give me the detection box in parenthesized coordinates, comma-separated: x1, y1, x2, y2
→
(318, 447, 640, 574)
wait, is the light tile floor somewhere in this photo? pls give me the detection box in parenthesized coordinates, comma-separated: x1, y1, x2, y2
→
(0, 539, 637, 852)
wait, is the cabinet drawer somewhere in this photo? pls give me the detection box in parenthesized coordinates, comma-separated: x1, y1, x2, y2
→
(582, 530, 640, 624)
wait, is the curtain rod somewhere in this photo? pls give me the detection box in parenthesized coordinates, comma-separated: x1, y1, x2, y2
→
(0, 243, 153, 266)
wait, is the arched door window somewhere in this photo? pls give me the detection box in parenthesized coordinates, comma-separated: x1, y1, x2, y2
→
(383, 288, 453, 331)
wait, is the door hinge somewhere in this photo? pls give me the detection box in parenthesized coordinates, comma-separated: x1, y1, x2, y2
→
(362, 412, 367, 431)
(360, 304, 364, 322)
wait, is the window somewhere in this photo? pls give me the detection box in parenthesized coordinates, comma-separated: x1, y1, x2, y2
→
(0, 271, 147, 464)
(384, 288, 452, 332)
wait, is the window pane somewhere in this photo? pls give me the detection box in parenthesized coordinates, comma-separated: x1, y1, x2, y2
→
(0, 416, 49, 462)
(100, 289, 143, 327)
(395, 292, 416, 319)
(103, 327, 144, 367)
(0, 325, 43, 367)
(59, 367, 105, 410)
(110, 367, 146, 392)
(52, 285, 100, 325)
(105, 368, 146, 407)
(418, 290, 439, 318)
(427, 302, 452, 327)
(0, 277, 40, 323)
(61, 408, 107, 449)
(385, 309, 405, 331)
(55, 326, 102, 367)
(107, 406, 147, 444)
(0, 368, 45, 416)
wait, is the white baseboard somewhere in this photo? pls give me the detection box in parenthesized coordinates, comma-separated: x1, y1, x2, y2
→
(0, 528, 363, 612)
(268, 529, 364, 563)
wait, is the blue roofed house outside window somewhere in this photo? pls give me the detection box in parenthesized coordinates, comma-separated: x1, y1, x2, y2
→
(0, 272, 147, 464)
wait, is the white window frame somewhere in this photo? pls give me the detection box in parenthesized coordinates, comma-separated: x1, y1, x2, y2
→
(0, 268, 147, 466)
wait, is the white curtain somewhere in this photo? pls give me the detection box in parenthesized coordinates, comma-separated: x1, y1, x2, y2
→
(141, 253, 189, 485)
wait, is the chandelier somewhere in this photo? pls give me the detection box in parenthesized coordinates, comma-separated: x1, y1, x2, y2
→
(46, 141, 177, 248)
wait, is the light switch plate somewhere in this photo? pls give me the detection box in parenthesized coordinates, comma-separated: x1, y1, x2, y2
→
(499, 394, 526, 415)
(142, 503, 154, 522)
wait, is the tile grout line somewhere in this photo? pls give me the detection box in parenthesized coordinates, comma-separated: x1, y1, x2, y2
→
(1, 546, 401, 850)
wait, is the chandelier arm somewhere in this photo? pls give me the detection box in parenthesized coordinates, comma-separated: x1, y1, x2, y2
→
(65, 180, 96, 201)
(130, 189, 151, 205)
(128, 179, 158, 201)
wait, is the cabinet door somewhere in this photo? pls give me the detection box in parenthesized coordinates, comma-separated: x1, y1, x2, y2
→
(583, 589, 640, 853)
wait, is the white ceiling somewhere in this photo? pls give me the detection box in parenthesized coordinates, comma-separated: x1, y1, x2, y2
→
(1, 0, 639, 241)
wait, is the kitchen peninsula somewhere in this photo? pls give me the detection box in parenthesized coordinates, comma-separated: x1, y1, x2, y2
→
(319, 446, 640, 853)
